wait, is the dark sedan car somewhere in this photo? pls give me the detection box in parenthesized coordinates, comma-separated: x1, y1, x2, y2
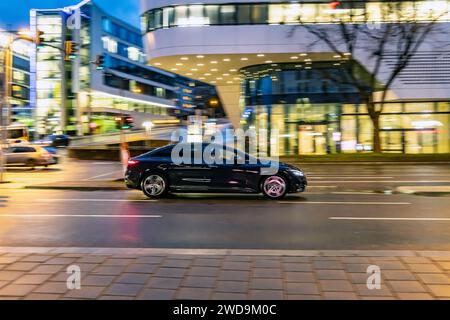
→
(125, 143, 307, 200)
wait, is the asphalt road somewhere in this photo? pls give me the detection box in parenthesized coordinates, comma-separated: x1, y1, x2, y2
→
(1, 160, 450, 250)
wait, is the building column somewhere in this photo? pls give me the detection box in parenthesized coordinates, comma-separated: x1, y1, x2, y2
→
(215, 84, 242, 129)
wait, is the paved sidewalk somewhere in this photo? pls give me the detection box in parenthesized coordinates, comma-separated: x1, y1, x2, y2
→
(0, 248, 450, 300)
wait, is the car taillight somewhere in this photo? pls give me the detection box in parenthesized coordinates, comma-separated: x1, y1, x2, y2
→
(128, 160, 139, 166)
(42, 152, 52, 159)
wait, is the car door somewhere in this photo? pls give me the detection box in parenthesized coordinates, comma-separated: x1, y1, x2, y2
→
(208, 147, 257, 192)
(4, 147, 16, 164)
(168, 143, 213, 191)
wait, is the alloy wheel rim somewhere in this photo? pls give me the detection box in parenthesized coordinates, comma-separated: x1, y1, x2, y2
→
(263, 176, 286, 198)
(143, 175, 166, 196)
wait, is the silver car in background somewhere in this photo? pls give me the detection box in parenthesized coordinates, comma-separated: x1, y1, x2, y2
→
(4, 145, 57, 168)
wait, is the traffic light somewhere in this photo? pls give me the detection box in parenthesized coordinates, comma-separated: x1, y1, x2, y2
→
(65, 41, 79, 61)
(115, 115, 134, 130)
(94, 55, 105, 70)
(36, 31, 45, 48)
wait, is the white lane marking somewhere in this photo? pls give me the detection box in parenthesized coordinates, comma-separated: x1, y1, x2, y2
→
(332, 192, 380, 195)
(310, 176, 394, 179)
(84, 171, 122, 181)
(37, 199, 157, 203)
(307, 186, 338, 189)
(0, 214, 162, 219)
(310, 180, 450, 183)
(330, 217, 450, 221)
(280, 201, 411, 205)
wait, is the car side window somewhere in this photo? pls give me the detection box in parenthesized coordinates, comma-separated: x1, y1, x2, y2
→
(152, 147, 174, 158)
(13, 147, 35, 153)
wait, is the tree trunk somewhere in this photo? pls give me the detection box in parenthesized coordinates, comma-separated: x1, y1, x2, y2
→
(372, 115, 382, 154)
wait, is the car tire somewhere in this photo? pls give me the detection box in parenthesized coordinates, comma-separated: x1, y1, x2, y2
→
(261, 175, 288, 200)
(26, 159, 36, 170)
(141, 173, 169, 199)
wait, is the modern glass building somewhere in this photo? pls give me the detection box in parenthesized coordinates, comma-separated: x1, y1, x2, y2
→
(0, 32, 32, 126)
(30, 0, 220, 137)
(141, 0, 450, 155)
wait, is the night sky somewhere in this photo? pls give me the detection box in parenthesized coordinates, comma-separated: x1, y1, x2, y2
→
(0, 0, 140, 29)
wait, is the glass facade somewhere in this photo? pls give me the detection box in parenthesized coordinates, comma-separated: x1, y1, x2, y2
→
(142, 1, 450, 32)
(242, 64, 450, 155)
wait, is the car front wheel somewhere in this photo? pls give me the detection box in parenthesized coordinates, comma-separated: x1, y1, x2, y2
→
(141, 173, 169, 199)
(262, 175, 288, 200)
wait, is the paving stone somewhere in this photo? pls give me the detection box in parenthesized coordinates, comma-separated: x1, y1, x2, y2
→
(313, 261, 343, 270)
(286, 283, 319, 295)
(253, 260, 281, 268)
(355, 284, 393, 297)
(323, 292, 358, 300)
(64, 286, 105, 299)
(98, 295, 134, 300)
(77, 256, 108, 264)
(34, 282, 68, 294)
(249, 290, 284, 300)
(193, 258, 223, 267)
(348, 273, 370, 284)
(388, 281, 427, 293)
(383, 270, 417, 281)
(125, 264, 158, 274)
(176, 287, 212, 300)
(161, 259, 192, 268)
(361, 296, 396, 300)
(167, 255, 195, 261)
(285, 272, 315, 283)
(116, 273, 151, 285)
(372, 261, 406, 270)
(182, 276, 216, 289)
(408, 264, 442, 274)
(188, 266, 220, 277)
(105, 283, 143, 296)
(135, 256, 165, 264)
(397, 293, 434, 300)
(0, 271, 24, 281)
(222, 262, 252, 271)
(103, 259, 135, 266)
(316, 270, 348, 280)
(6, 262, 40, 272)
(319, 280, 354, 292)
(29, 265, 65, 275)
(43, 257, 76, 265)
(0, 281, 8, 289)
(417, 273, 450, 285)
(287, 294, 321, 300)
(83, 275, 115, 287)
(91, 265, 125, 276)
(282, 257, 310, 263)
(212, 292, 247, 300)
(0, 284, 36, 297)
(340, 257, 371, 264)
(14, 274, 52, 285)
(401, 257, 431, 264)
(283, 263, 313, 272)
(344, 264, 370, 273)
(218, 271, 250, 282)
(154, 268, 187, 278)
(0, 256, 21, 264)
(427, 285, 450, 298)
(250, 278, 283, 290)
(75, 263, 98, 273)
(50, 272, 73, 282)
(24, 293, 62, 300)
(216, 281, 248, 293)
(253, 268, 283, 279)
(147, 277, 182, 290)
(139, 289, 175, 300)
(224, 256, 252, 262)
(437, 262, 450, 271)
(20, 255, 54, 263)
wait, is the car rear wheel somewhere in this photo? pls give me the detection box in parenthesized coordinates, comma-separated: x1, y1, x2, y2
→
(26, 159, 36, 170)
(141, 173, 169, 199)
(262, 175, 288, 200)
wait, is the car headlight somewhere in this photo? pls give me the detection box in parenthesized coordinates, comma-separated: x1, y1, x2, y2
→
(289, 169, 305, 177)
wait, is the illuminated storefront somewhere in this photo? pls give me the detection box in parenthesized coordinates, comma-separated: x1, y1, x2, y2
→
(241, 62, 450, 155)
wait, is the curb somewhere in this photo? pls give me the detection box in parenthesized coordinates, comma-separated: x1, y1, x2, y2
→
(396, 186, 450, 196)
